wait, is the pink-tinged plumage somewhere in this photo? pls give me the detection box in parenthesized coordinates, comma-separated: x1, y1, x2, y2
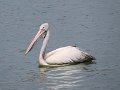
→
(25, 23, 95, 66)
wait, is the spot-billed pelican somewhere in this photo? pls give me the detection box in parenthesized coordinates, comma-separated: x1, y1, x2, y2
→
(25, 23, 95, 66)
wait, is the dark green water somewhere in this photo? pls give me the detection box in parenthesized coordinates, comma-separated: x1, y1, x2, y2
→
(0, 0, 120, 90)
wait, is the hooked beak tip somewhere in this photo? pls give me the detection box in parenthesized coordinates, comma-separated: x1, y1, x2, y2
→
(25, 52, 27, 55)
(25, 51, 28, 55)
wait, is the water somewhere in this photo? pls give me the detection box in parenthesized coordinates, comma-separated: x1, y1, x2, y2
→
(0, 0, 120, 90)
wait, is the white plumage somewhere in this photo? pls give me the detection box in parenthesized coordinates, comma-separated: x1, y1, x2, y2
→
(46, 46, 87, 64)
(25, 23, 95, 66)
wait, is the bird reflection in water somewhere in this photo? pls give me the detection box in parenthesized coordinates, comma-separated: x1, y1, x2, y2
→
(38, 63, 94, 90)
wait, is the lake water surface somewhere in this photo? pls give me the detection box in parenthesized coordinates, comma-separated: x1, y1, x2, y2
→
(0, 0, 120, 90)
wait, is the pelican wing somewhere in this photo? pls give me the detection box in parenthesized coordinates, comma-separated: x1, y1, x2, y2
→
(46, 46, 72, 58)
(45, 46, 93, 65)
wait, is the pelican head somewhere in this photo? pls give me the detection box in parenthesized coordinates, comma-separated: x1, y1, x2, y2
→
(40, 23, 49, 32)
(25, 23, 49, 54)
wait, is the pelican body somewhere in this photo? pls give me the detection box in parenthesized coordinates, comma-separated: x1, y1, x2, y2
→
(25, 23, 95, 66)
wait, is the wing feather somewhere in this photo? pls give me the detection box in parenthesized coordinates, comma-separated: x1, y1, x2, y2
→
(45, 46, 87, 64)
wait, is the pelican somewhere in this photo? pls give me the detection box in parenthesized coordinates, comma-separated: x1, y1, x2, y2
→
(25, 23, 95, 66)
